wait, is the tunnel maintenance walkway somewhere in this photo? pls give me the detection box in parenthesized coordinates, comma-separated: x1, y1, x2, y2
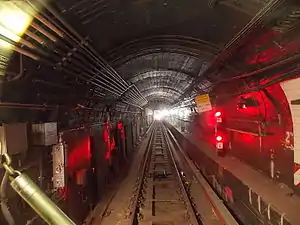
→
(169, 124, 300, 225)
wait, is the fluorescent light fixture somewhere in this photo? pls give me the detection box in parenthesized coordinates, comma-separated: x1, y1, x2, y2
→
(0, 2, 33, 36)
(0, 1, 35, 75)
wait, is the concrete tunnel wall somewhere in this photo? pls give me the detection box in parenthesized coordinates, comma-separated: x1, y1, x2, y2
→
(187, 78, 300, 189)
(0, 117, 147, 225)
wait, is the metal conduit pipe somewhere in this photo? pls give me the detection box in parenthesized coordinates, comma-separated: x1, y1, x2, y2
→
(30, 22, 57, 42)
(222, 0, 284, 58)
(39, 19, 118, 82)
(26, 19, 130, 92)
(13, 46, 40, 61)
(24, 2, 130, 92)
(4, 32, 127, 95)
(125, 89, 144, 102)
(128, 85, 146, 100)
(133, 85, 148, 102)
(14, 1, 144, 104)
(61, 45, 129, 91)
(0, 102, 56, 110)
(50, 64, 121, 95)
(123, 90, 140, 101)
(0, 43, 40, 62)
(177, 0, 286, 102)
(124, 89, 146, 105)
(65, 39, 129, 89)
(34, 0, 129, 87)
(76, 59, 128, 92)
(126, 95, 145, 106)
(0, 102, 52, 108)
(64, 67, 124, 96)
(60, 56, 128, 93)
(51, 65, 116, 94)
(0, 22, 37, 50)
(24, 30, 47, 45)
(128, 92, 147, 106)
(16, 40, 49, 58)
(0, 105, 53, 111)
(18, 39, 125, 96)
(0, 32, 43, 61)
(34, 14, 64, 38)
(128, 89, 143, 102)
(66, 69, 123, 96)
(123, 97, 144, 107)
(69, 66, 125, 95)
(115, 110, 141, 114)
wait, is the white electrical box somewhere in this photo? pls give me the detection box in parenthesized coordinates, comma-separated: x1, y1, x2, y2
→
(0, 123, 28, 155)
(32, 123, 58, 146)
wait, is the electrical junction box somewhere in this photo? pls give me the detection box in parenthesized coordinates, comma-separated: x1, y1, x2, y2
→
(52, 142, 66, 189)
(0, 123, 28, 155)
(32, 122, 58, 146)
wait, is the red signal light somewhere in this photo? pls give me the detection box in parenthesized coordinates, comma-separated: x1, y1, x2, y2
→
(215, 111, 221, 117)
(216, 135, 223, 141)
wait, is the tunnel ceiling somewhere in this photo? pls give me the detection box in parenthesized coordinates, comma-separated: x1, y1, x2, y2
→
(56, 0, 267, 51)
(53, 0, 266, 108)
(0, 0, 279, 125)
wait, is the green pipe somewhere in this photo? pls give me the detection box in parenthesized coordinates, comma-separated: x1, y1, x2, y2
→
(10, 173, 75, 225)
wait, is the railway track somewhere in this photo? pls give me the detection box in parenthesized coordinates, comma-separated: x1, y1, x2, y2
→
(129, 122, 200, 225)
(90, 121, 238, 225)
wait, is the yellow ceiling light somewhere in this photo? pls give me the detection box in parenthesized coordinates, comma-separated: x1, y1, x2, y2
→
(0, 1, 33, 36)
(0, 1, 34, 50)
(0, 1, 35, 76)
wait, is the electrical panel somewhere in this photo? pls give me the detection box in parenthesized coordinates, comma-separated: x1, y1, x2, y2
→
(52, 139, 66, 189)
(0, 123, 28, 155)
(32, 122, 58, 146)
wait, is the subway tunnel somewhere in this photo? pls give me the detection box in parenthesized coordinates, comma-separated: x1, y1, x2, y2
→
(1, 0, 300, 224)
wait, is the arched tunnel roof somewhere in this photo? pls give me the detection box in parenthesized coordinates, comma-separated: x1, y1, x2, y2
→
(54, 0, 262, 109)
(113, 50, 205, 106)
(0, 0, 271, 119)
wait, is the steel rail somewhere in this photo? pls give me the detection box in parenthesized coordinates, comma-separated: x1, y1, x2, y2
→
(127, 122, 200, 224)
(165, 125, 240, 225)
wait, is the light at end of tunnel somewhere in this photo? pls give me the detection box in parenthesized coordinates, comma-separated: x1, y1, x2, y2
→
(154, 114, 162, 120)
(216, 136, 223, 141)
(215, 111, 221, 117)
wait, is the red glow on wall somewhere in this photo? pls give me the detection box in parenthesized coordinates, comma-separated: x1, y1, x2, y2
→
(103, 122, 111, 159)
(117, 122, 125, 139)
(238, 133, 255, 143)
(103, 122, 117, 160)
(58, 187, 68, 200)
(236, 93, 263, 116)
(247, 47, 288, 65)
(67, 136, 91, 173)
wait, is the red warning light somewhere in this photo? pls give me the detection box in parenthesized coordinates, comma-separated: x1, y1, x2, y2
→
(215, 111, 221, 117)
(216, 136, 223, 141)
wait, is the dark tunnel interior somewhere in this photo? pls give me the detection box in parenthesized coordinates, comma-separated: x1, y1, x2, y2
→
(1, 0, 300, 225)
